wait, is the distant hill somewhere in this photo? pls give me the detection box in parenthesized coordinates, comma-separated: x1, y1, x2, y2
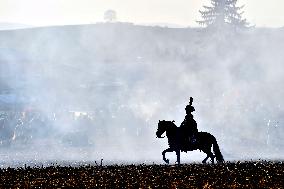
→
(0, 23, 283, 100)
(0, 22, 34, 30)
(0, 22, 201, 63)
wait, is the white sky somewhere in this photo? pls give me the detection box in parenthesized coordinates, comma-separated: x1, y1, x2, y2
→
(0, 0, 283, 27)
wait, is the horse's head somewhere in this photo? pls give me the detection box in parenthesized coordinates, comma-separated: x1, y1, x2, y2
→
(156, 120, 175, 138)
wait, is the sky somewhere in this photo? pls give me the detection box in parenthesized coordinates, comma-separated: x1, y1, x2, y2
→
(0, 0, 283, 28)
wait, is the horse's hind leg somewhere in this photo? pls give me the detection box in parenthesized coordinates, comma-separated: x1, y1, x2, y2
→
(202, 154, 209, 164)
(209, 152, 215, 164)
(162, 148, 173, 164)
(202, 147, 215, 164)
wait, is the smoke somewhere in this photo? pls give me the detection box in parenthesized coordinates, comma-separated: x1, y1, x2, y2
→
(0, 24, 284, 166)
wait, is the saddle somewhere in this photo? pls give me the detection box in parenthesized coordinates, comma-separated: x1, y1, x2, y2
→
(181, 134, 198, 152)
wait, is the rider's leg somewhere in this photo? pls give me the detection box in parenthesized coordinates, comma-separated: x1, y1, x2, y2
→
(191, 134, 197, 143)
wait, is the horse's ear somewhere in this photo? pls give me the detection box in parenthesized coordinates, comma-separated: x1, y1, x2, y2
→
(172, 120, 175, 123)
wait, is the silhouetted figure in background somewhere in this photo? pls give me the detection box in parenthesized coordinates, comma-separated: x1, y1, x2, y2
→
(180, 97, 198, 150)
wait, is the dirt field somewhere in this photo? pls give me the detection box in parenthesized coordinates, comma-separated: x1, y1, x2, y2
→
(0, 161, 283, 188)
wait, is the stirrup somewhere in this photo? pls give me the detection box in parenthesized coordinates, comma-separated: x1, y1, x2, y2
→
(192, 138, 196, 143)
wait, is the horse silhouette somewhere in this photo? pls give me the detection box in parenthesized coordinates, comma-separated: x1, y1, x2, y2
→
(156, 120, 224, 164)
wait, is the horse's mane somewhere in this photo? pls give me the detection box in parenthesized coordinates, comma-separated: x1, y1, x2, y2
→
(160, 120, 177, 129)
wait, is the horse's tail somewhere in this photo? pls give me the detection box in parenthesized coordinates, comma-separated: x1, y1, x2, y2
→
(212, 137, 224, 163)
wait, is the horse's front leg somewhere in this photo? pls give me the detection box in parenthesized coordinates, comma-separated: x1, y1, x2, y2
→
(175, 150, 180, 165)
(162, 148, 174, 164)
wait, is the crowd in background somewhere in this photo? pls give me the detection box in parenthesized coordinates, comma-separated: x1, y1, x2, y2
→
(0, 107, 150, 148)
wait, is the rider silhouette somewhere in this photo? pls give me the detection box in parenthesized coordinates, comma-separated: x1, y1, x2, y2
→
(180, 97, 198, 150)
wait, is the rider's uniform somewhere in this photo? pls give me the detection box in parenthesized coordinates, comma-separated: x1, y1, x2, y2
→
(180, 103, 198, 149)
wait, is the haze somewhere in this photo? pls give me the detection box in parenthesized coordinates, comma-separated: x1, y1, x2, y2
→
(0, 0, 284, 27)
(0, 0, 284, 167)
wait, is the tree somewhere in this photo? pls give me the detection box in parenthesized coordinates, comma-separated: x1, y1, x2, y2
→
(104, 10, 117, 22)
(197, 0, 249, 29)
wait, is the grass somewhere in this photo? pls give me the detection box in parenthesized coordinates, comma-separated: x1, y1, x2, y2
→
(0, 161, 283, 188)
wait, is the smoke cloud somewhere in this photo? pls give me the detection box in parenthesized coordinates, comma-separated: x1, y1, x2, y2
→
(0, 24, 284, 167)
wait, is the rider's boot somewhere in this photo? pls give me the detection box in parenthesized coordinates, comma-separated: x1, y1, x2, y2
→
(191, 134, 197, 144)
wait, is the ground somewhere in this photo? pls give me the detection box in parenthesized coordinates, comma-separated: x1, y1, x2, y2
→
(0, 161, 283, 188)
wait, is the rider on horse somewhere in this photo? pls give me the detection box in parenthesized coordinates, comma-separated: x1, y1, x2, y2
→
(180, 97, 198, 150)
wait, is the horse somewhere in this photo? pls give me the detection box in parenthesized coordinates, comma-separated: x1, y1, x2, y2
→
(156, 120, 224, 164)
